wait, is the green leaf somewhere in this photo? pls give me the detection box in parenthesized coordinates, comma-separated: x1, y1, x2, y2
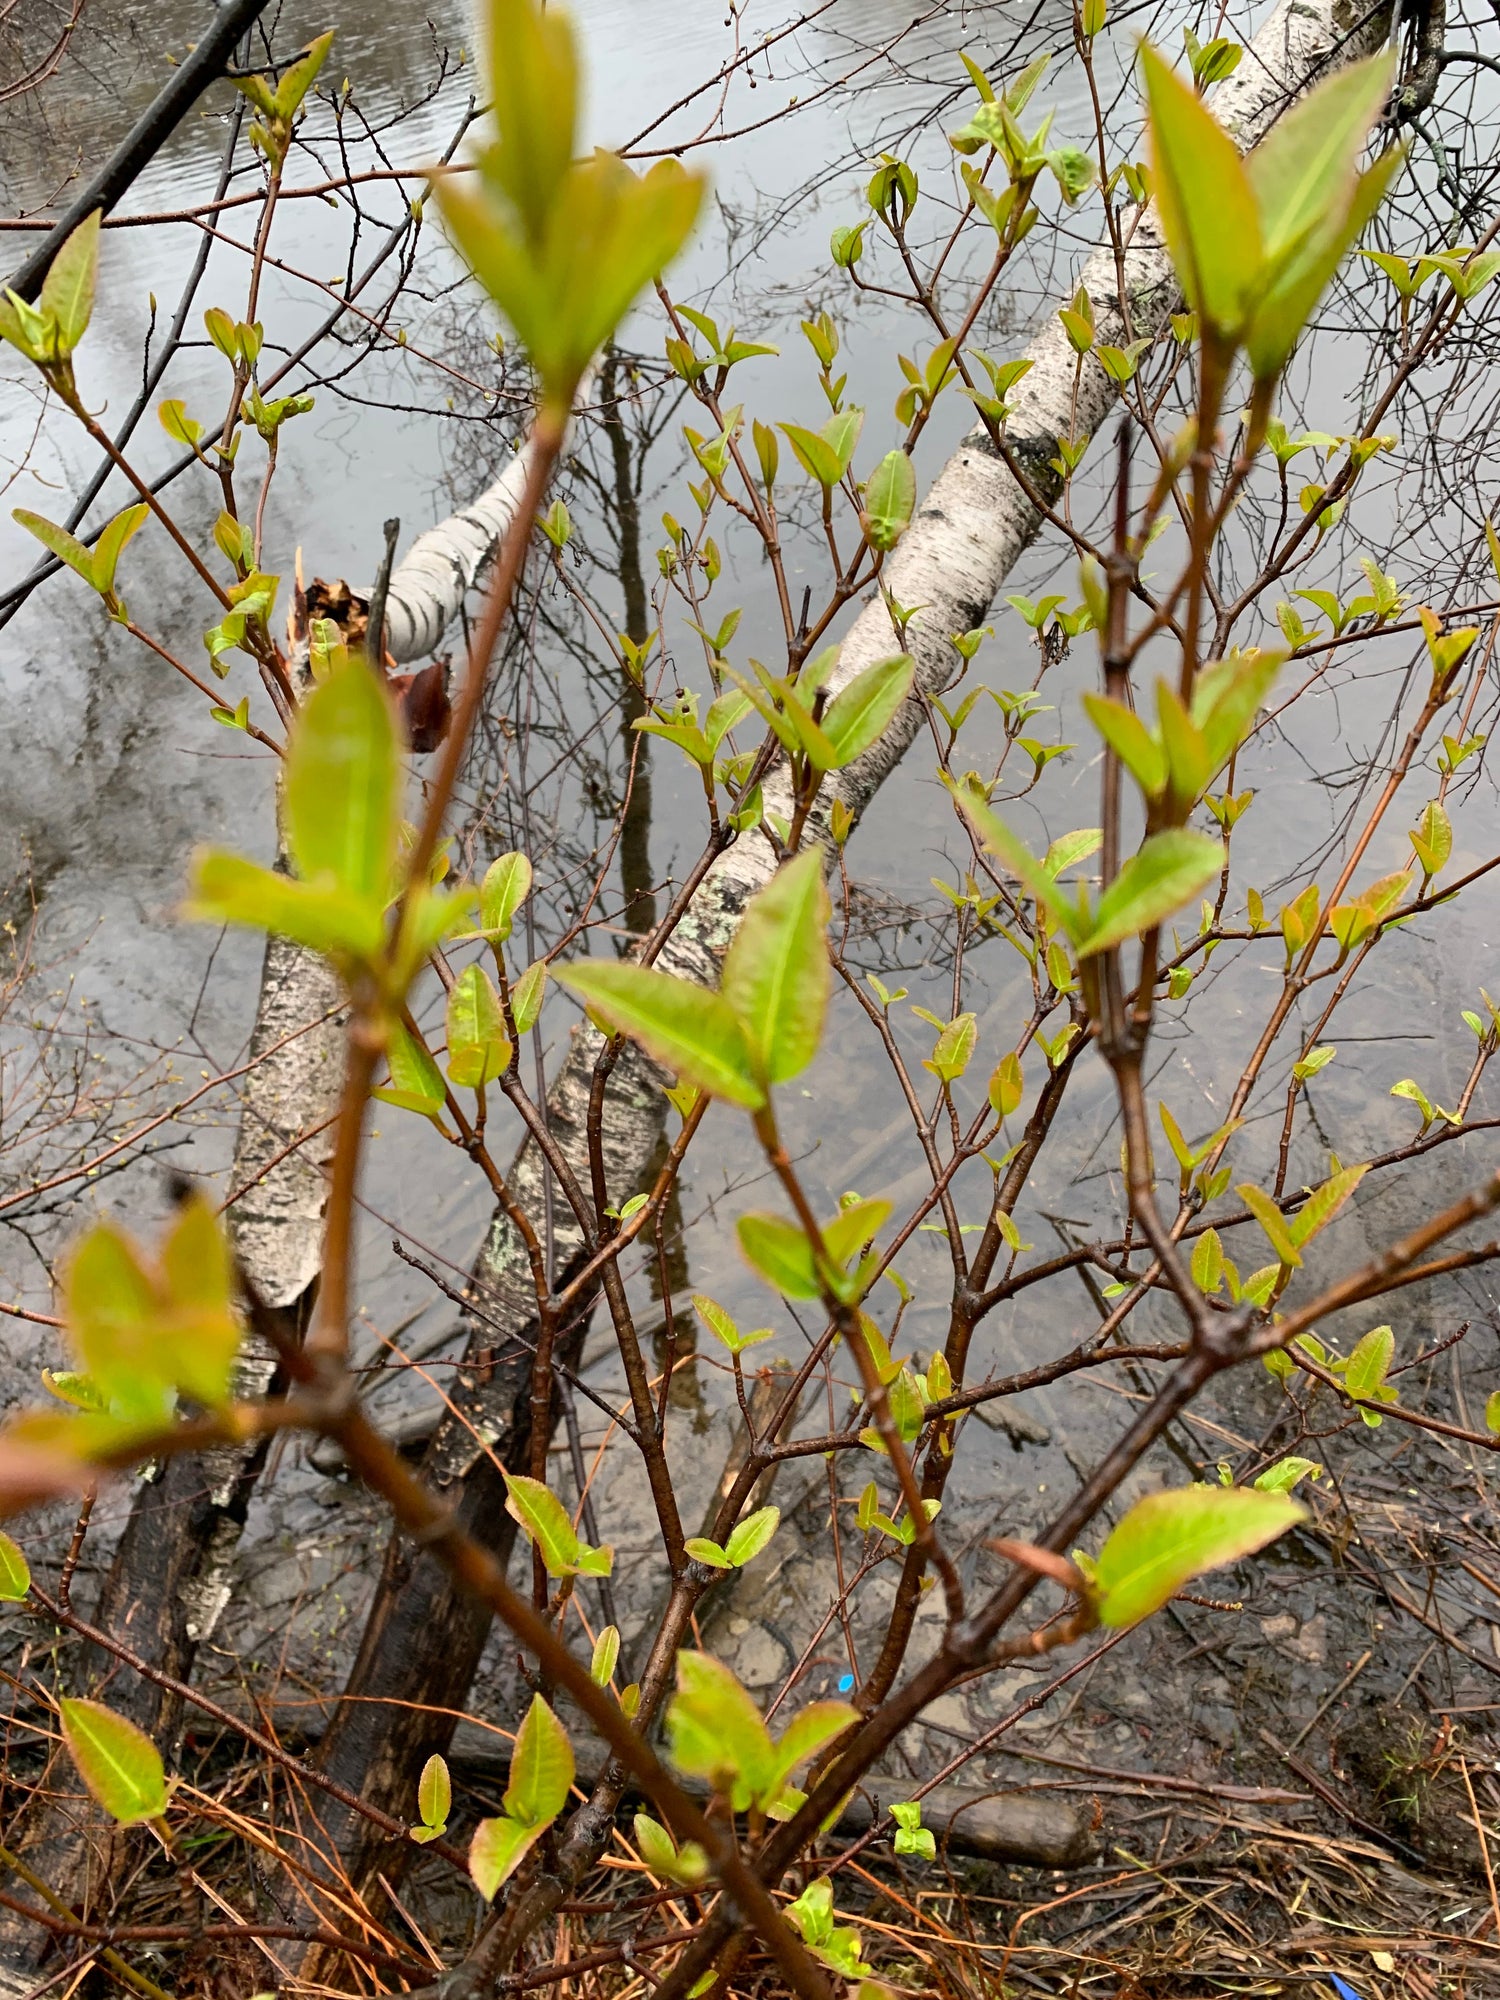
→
(1092, 1485, 1306, 1628)
(480, 851, 533, 940)
(439, 142, 705, 417)
(1139, 43, 1261, 340)
(1081, 830, 1221, 958)
(0, 1531, 29, 1600)
(988, 1050, 1023, 1118)
(39, 211, 100, 356)
(60, 1697, 168, 1825)
(447, 962, 512, 1087)
(692, 1294, 771, 1356)
(950, 780, 1085, 943)
(273, 29, 335, 121)
(156, 1192, 241, 1408)
(1344, 1324, 1395, 1424)
(505, 1692, 574, 1827)
(158, 398, 203, 448)
(737, 1213, 824, 1299)
(685, 1536, 732, 1568)
(61, 1227, 167, 1422)
(187, 850, 386, 958)
(1237, 1182, 1301, 1267)
(417, 1752, 451, 1831)
(1083, 694, 1168, 798)
(591, 1625, 620, 1685)
(12, 508, 95, 586)
(724, 1505, 780, 1566)
(1241, 54, 1395, 379)
(375, 1019, 448, 1121)
(1486, 1389, 1500, 1434)
(469, 1814, 543, 1898)
(737, 1197, 891, 1301)
(558, 959, 764, 1107)
(863, 450, 916, 550)
(779, 420, 843, 487)
(765, 1700, 858, 1803)
(510, 958, 548, 1035)
(285, 655, 399, 907)
(666, 1652, 775, 1808)
(502, 1471, 583, 1575)
(924, 1012, 977, 1084)
(1253, 1455, 1322, 1493)
(820, 654, 914, 767)
(91, 505, 149, 596)
(721, 849, 830, 1085)
(1287, 1163, 1366, 1249)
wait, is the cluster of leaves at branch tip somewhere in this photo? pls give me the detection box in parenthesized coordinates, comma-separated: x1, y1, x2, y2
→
(469, 1693, 575, 1897)
(666, 1650, 857, 1820)
(0, 1194, 249, 1512)
(434, 0, 705, 422)
(1142, 44, 1399, 382)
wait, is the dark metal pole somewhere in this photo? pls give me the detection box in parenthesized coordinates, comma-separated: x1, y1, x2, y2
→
(5, 0, 273, 302)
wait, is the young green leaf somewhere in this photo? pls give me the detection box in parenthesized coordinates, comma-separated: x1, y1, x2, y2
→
(1237, 1182, 1302, 1267)
(1081, 830, 1222, 957)
(666, 1651, 775, 1809)
(375, 1019, 449, 1121)
(1139, 43, 1261, 341)
(0, 1531, 29, 1600)
(724, 1504, 780, 1566)
(410, 1752, 451, 1840)
(1344, 1323, 1396, 1424)
(12, 509, 95, 586)
(820, 653, 915, 767)
(557, 959, 764, 1107)
(988, 1050, 1023, 1119)
(691, 1293, 772, 1355)
(470, 1813, 540, 1898)
(720, 848, 830, 1085)
(447, 962, 512, 1087)
(285, 655, 399, 908)
(590, 1625, 620, 1686)
(39, 211, 100, 356)
(479, 851, 533, 940)
(503, 1471, 591, 1576)
(92, 505, 149, 596)
(863, 450, 916, 551)
(1253, 1455, 1322, 1493)
(505, 1692, 574, 1826)
(1091, 1485, 1306, 1627)
(60, 1697, 169, 1825)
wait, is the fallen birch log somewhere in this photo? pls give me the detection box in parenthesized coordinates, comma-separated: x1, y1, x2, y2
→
(294, 0, 1395, 1925)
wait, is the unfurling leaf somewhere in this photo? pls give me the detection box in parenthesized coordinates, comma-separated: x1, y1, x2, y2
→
(862, 449, 916, 551)
(1091, 1485, 1305, 1627)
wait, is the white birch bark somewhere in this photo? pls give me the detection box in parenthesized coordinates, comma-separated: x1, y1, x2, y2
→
(365, 375, 594, 664)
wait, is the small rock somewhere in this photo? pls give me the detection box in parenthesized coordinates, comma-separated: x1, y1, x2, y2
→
(1287, 1614, 1327, 1665)
(732, 1623, 788, 1687)
(1259, 1613, 1297, 1641)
